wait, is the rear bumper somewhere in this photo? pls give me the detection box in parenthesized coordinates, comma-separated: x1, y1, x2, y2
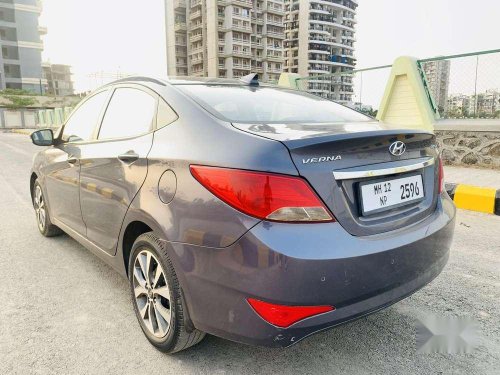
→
(171, 195, 456, 348)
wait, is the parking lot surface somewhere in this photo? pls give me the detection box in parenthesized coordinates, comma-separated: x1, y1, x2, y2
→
(0, 132, 499, 375)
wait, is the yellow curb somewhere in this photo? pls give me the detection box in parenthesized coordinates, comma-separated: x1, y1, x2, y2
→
(8, 129, 33, 135)
(86, 183, 98, 193)
(453, 184, 496, 214)
(100, 187, 114, 199)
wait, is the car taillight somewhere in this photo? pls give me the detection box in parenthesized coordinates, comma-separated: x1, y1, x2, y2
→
(438, 156, 444, 194)
(247, 298, 335, 328)
(190, 165, 334, 222)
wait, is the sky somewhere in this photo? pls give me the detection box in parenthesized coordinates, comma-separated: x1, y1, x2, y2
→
(40, 0, 500, 101)
(40, 0, 167, 93)
(354, 0, 500, 106)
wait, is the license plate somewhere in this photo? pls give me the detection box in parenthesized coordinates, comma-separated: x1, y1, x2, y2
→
(360, 174, 424, 215)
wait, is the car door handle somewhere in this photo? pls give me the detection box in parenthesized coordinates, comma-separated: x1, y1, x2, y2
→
(118, 152, 139, 163)
(67, 156, 78, 164)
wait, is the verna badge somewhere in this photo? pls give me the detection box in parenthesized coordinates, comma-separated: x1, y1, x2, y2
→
(389, 141, 406, 156)
(302, 155, 342, 164)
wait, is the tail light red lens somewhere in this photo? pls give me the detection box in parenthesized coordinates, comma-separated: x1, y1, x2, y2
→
(190, 165, 334, 222)
(247, 298, 335, 328)
(438, 156, 445, 194)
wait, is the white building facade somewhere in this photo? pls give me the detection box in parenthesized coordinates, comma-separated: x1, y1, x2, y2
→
(166, 0, 285, 82)
(284, 0, 357, 103)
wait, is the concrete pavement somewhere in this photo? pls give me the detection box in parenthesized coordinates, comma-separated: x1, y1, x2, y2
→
(0, 132, 499, 375)
(445, 165, 500, 189)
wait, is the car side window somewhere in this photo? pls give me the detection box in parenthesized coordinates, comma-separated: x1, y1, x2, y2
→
(156, 98, 178, 129)
(63, 91, 109, 142)
(98, 88, 156, 140)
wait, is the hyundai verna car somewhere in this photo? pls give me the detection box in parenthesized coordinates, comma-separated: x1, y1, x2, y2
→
(30, 76, 456, 353)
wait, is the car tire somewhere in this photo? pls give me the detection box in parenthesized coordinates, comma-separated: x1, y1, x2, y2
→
(33, 180, 62, 237)
(128, 232, 206, 353)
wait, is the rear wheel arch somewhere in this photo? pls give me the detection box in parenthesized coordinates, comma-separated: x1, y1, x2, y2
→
(30, 172, 38, 204)
(120, 217, 197, 332)
(122, 221, 153, 276)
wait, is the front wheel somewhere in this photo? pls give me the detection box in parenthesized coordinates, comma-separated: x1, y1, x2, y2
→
(33, 180, 62, 237)
(128, 232, 206, 353)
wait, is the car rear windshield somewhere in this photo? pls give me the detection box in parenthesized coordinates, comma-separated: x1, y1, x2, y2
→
(177, 84, 372, 123)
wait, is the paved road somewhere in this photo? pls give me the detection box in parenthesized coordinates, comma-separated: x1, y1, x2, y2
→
(445, 165, 500, 188)
(0, 131, 499, 375)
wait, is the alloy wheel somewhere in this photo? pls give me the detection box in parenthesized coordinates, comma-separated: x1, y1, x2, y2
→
(132, 249, 172, 338)
(34, 185, 46, 231)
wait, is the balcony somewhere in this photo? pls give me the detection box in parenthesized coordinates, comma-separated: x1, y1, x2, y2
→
(175, 67, 188, 76)
(190, 21, 203, 30)
(189, 34, 202, 42)
(267, 67, 283, 74)
(191, 56, 204, 64)
(233, 38, 251, 45)
(219, 0, 253, 8)
(189, 10, 202, 20)
(266, 43, 283, 50)
(232, 49, 252, 57)
(309, 6, 332, 15)
(191, 0, 202, 7)
(310, 15, 338, 25)
(175, 49, 187, 57)
(265, 5, 285, 15)
(265, 54, 283, 62)
(174, 0, 186, 8)
(252, 41, 264, 49)
(233, 63, 251, 70)
(308, 25, 331, 34)
(38, 25, 47, 35)
(231, 23, 252, 32)
(266, 18, 284, 27)
(233, 11, 250, 19)
(265, 30, 285, 39)
(190, 45, 204, 54)
(310, 0, 357, 12)
(174, 22, 187, 31)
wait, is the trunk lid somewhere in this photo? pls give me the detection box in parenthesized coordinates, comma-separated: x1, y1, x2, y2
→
(232, 121, 439, 236)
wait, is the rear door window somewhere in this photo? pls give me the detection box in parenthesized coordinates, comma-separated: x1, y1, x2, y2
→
(98, 88, 157, 140)
(63, 91, 109, 142)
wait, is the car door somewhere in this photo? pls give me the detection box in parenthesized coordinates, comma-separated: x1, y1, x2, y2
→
(43, 89, 110, 235)
(79, 85, 157, 255)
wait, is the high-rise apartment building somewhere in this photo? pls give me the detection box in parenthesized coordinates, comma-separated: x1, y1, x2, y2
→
(42, 63, 74, 96)
(284, 0, 357, 103)
(165, 0, 285, 82)
(0, 0, 46, 92)
(421, 60, 450, 113)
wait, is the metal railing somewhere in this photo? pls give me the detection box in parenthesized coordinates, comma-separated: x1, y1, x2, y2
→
(296, 49, 500, 119)
(418, 49, 500, 119)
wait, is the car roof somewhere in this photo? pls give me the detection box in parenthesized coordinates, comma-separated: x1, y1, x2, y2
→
(106, 75, 279, 88)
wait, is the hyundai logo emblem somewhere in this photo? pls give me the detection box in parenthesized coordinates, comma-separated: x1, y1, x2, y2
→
(389, 141, 406, 156)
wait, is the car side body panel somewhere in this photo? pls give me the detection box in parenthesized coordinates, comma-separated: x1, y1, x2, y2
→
(38, 143, 86, 235)
(120, 83, 298, 249)
(79, 132, 154, 255)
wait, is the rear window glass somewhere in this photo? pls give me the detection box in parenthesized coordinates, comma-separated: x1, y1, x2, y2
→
(177, 84, 372, 123)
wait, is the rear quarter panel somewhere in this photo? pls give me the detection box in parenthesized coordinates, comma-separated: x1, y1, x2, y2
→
(121, 83, 299, 249)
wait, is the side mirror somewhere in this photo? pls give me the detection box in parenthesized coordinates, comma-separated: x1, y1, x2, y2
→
(31, 129, 55, 146)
